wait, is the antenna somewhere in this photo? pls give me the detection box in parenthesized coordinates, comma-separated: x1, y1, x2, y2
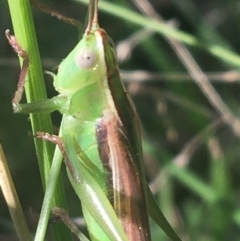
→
(93, 0, 99, 24)
(86, 0, 94, 33)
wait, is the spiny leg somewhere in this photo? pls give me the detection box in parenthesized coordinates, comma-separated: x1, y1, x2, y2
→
(5, 30, 29, 104)
(51, 207, 90, 241)
(36, 133, 91, 241)
(35, 132, 79, 183)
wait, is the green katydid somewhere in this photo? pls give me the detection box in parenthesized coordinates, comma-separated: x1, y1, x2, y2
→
(6, 0, 181, 240)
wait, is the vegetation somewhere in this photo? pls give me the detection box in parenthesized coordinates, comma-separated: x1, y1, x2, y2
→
(1, 0, 240, 240)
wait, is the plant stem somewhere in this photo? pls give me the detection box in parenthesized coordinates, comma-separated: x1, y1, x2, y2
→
(6, 0, 71, 240)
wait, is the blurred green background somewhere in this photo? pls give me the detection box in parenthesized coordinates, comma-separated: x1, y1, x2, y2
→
(1, 0, 240, 240)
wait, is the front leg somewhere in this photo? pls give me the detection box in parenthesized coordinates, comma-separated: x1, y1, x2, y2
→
(6, 30, 65, 115)
(13, 95, 67, 114)
(6, 30, 29, 105)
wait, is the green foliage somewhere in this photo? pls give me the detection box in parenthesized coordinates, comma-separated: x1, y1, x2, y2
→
(1, 0, 240, 240)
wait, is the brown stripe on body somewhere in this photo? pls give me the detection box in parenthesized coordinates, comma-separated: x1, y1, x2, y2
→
(95, 110, 150, 241)
(95, 117, 113, 199)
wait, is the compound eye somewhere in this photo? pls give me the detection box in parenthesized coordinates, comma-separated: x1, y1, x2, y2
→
(75, 49, 97, 69)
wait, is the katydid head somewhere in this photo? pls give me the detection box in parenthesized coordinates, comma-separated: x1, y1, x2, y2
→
(53, 0, 117, 98)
